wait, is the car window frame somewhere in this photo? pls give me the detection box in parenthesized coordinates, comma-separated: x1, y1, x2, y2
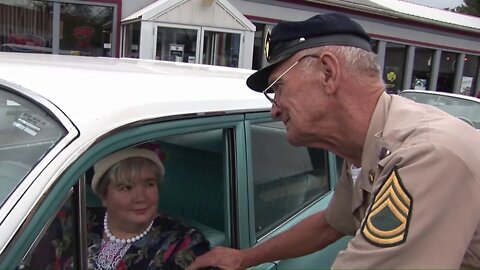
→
(0, 81, 78, 226)
(1, 113, 250, 269)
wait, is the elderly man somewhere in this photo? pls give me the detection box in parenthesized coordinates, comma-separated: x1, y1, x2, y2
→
(189, 13, 480, 269)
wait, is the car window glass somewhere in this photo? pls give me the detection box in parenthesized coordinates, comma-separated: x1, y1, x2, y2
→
(250, 122, 331, 238)
(18, 193, 77, 270)
(0, 88, 66, 207)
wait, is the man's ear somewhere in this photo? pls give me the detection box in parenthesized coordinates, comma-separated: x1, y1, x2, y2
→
(319, 52, 340, 95)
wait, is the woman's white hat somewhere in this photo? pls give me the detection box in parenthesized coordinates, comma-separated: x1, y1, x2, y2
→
(91, 148, 165, 195)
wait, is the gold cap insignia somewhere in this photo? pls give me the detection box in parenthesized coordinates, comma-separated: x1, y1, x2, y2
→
(264, 29, 272, 62)
(361, 167, 413, 247)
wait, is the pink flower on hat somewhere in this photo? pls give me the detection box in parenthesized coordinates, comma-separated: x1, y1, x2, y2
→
(138, 142, 166, 161)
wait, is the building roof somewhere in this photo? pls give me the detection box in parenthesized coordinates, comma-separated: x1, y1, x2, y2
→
(370, 0, 480, 32)
(307, 0, 480, 33)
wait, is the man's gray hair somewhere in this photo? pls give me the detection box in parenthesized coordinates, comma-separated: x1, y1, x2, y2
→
(301, 46, 381, 77)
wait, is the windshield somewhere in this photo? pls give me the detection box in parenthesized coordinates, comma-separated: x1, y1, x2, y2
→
(0, 88, 66, 207)
(401, 92, 480, 129)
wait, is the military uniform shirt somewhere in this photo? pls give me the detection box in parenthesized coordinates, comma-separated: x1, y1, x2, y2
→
(325, 92, 480, 268)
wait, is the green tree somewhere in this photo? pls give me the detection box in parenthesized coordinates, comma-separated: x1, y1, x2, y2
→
(446, 0, 480, 17)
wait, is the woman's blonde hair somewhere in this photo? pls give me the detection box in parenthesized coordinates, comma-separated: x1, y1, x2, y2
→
(96, 156, 163, 198)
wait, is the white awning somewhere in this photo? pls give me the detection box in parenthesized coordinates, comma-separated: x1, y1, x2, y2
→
(122, 0, 255, 32)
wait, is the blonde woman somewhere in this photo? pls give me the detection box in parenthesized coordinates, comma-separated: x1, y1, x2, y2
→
(88, 146, 210, 269)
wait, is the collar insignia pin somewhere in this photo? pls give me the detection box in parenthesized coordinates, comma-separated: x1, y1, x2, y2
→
(379, 147, 391, 160)
(368, 170, 375, 184)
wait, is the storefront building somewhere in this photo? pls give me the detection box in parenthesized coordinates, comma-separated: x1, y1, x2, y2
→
(228, 0, 480, 96)
(0, 0, 254, 69)
(1, 0, 479, 95)
(120, 0, 255, 68)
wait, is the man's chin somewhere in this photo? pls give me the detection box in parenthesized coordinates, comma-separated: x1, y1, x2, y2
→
(286, 133, 302, 146)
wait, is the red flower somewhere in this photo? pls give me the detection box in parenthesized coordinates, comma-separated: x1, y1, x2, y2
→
(53, 258, 61, 270)
(138, 143, 166, 161)
(163, 243, 176, 262)
(116, 260, 127, 270)
(177, 237, 191, 252)
(163, 236, 192, 262)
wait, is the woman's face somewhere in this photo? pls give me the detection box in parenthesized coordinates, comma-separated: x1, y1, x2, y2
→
(102, 164, 159, 233)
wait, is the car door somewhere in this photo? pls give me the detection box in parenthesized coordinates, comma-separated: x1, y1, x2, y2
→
(3, 113, 253, 269)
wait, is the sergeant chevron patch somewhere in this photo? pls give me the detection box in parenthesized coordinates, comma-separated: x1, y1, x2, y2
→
(361, 167, 413, 247)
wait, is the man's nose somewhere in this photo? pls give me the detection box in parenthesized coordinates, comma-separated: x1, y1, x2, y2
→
(271, 104, 281, 119)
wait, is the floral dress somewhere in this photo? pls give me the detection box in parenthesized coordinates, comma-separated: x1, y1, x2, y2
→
(87, 208, 211, 270)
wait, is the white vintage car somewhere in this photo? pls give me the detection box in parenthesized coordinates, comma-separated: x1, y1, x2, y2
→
(399, 89, 480, 130)
(0, 52, 348, 269)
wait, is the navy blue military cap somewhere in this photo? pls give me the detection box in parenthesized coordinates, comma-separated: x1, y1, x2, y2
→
(247, 13, 372, 92)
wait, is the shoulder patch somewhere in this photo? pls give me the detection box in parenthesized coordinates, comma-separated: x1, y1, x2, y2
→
(361, 167, 413, 247)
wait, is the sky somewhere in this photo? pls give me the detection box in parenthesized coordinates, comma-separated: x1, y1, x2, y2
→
(404, 0, 464, 9)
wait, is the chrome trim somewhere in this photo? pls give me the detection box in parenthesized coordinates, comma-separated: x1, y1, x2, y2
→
(89, 108, 269, 145)
(225, 129, 238, 248)
(0, 80, 79, 252)
(76, 175, 88, 270)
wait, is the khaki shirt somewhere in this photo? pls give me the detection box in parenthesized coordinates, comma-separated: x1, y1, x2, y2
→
(326, 92, 480, 268)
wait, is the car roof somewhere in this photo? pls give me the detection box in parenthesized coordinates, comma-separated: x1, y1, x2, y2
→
(0, 52, 270, 133)
(400, 89, 480, 103)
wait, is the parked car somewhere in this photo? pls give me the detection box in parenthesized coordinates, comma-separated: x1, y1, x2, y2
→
(399, 89, 480, 130)
(0, 52, 349, 269)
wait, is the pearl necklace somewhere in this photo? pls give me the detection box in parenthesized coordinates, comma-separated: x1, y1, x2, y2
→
(104, 213, 154, 244)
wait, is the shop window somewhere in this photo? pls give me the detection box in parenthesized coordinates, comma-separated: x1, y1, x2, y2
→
(461, 55, 479, 96)
(122, 22, 141, 58)
(59, 3, 114, 57)
(0, 1, 53, 54)
(250, 122, 330, 238)
(411, 47, 434, 90)
(437, 51, 458, 93)
(156, 27, 198, 63)
(384, 42, 407, 94)
(202, 31, 240, 68)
